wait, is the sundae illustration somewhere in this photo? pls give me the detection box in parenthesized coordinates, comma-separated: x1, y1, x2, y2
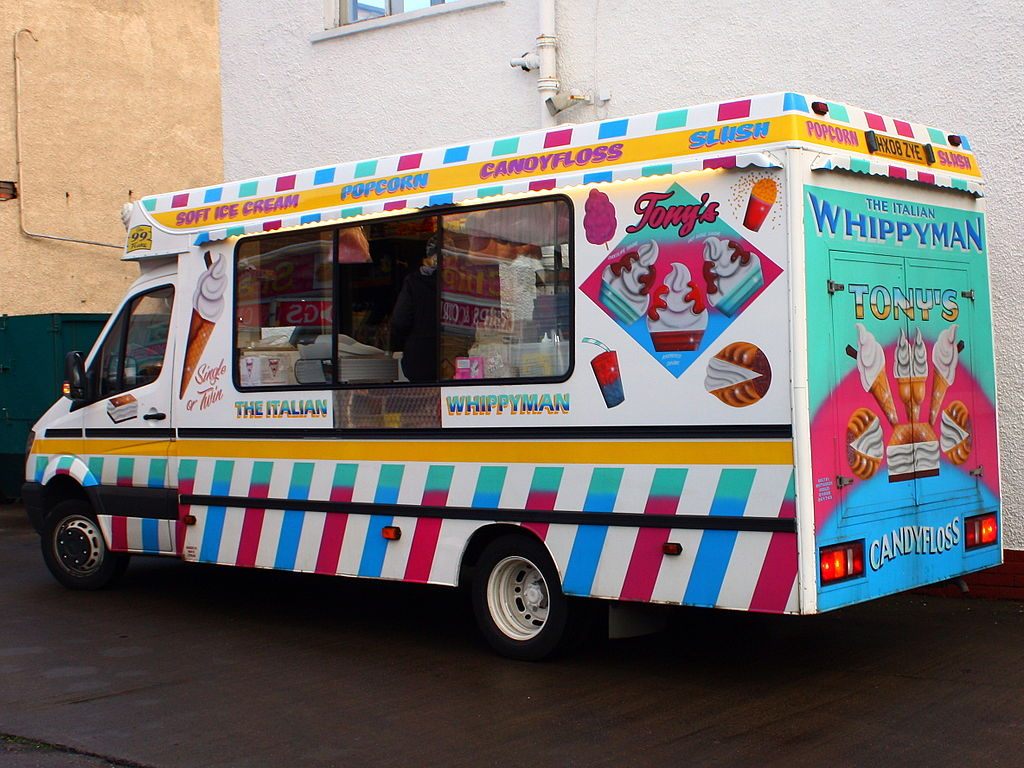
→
(704, 341, 772, 407)
(647, 263, 707, 352)
(180, 251, 227, 398)
(743, 178, 779, 232)
(844, 323, 969, 484)
(584, 188, 617, 248)
(599, 241, 658, 325)
(702, 237, 764, 317)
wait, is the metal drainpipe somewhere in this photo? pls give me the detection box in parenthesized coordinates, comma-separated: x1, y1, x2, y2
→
(536, 0, 558, 127)
(13, 28, 122, 250)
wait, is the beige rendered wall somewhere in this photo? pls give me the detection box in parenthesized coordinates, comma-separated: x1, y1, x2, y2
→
(0, 0, 222, 315)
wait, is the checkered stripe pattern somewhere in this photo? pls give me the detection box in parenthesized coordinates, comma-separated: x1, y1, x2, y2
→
(135, 92, 977, 246)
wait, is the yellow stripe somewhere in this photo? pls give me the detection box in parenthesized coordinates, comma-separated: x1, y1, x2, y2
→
(150, 114, 980, 232)
(34, 437, 793, 466)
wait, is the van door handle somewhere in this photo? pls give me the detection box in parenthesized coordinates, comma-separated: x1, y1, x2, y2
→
(143, 411, 167, 421)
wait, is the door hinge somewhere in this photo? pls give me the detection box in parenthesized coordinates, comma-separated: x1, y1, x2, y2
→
(969, 466, 984, 477)
(961, 289, 975, 300)
(836, 475, 854, 488)
(827, 280, 845, 295)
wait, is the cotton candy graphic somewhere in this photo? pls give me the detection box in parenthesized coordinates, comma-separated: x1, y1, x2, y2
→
(584, 189, 617, 246)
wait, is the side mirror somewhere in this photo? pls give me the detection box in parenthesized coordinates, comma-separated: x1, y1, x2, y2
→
(63, 351, 87, 401)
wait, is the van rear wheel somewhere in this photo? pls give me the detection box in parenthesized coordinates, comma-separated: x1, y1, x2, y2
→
(471, 534, 571, 661)
(41, 500, 129, 590)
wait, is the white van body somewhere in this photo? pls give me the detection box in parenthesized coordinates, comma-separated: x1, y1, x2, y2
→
(25, 93, 1000, 658)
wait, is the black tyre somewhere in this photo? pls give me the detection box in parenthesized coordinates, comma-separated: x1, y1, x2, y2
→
(471, 534, 575, 661)
(41, 499, 129, 590)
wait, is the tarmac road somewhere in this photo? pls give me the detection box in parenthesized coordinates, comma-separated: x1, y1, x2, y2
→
(2, 502, 1024, 768)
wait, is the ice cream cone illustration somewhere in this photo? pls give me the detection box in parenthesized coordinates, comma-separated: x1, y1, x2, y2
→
(894, 328, 928, 422)
(929, 325, 960, 423)
(853, 323, 898, 425)
(743, 178, 778, 232)
(180, 252, 227, 399)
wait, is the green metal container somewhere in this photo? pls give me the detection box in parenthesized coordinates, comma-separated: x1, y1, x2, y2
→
(0, 313, 108, 500)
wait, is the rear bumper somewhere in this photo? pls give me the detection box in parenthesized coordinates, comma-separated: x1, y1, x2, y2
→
(21, 482, 46, 533)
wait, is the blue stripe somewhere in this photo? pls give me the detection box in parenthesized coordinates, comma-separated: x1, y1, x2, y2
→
(358, 466, 403, 577)
(358, 515, 392, 577)
(274, 511, 305, 570)
(783, 92, 809, 112)
(583, 171, 613, 185)
(561, 468, 622, 596)
(199, 506, 226, 562)
(429, 193, 454, 206)
(141, 518, 159, 553)
(682, 530, 739, 607)
(314, 167, 336, 185)
(681, 469, 755, 605)
(276, 464, 313, 570)
(444, 145, 470, 163)
(598, 119, 629, 139)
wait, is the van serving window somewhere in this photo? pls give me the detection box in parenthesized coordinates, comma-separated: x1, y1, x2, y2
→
(233, 197, 573, 389)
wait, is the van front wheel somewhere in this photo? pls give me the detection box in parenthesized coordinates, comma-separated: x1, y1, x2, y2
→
(471, 535, 569, 661)
(41, 500, 129, 590)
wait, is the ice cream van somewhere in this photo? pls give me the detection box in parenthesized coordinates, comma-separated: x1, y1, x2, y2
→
(23, 93, 1000, 659)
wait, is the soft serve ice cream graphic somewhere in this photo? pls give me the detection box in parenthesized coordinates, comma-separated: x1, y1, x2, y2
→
(702, 237, 764, 317)
(645, 263, 708, 352)
(598, 240, 658, 325)
(844, 323, 969, 484)
(180, 252, 227, 398)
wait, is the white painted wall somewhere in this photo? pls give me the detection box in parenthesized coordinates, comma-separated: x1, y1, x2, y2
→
(219, 0, 1024, 546)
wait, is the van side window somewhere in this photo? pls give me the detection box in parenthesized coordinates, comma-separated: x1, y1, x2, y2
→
(94, 286, 175, 398)
(233, 197, 572, 389)
(236, 231, 334, 387)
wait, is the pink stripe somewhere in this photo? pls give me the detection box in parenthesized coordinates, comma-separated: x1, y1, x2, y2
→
(864, 112, 886, 131)
(748, 532, 798, 613)
(778, 498, 796, 520)
(111, 516, 128, 551)
(543, 128, 573, 148)
(525, 490, 557, 511)
(397, 153, 423, 171)
(528, 179, 556, 191)
(521, 522, 549, 540)
(893, 119, 914, 138)
(276, 174, 296, 191)
(619, 496, 678, 602)
(889, 165, 908, 180)
(717, 99, 751, 121)
(262, 220, 282, 231)
(404, 518, 443, 582)
(171, 193, 190, 208)
(703, 155, 736, 170)
(235, 509, 265, 567)
(421, 490, 449, 507)
(918, 171, 935, 185)
(315, 514, 348, 574)
(176, 475, 196, 556)
(330, 485, 354, 503)
(383, 200, 407, 211)
(236, 479, 271, 567)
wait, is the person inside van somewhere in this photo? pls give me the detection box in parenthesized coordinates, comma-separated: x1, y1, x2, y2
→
(389, 236, 439, 383)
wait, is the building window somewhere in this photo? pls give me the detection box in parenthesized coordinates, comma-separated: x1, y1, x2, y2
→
(344, 0, 448, 24)
(234, 198, 573, 390)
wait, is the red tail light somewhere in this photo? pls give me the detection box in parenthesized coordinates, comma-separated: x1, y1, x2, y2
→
(964, 513, 998, 549)
(820, 541, 865, 584)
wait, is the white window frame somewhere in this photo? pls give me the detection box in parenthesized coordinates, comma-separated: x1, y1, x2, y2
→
(318, 0, 502, 39)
